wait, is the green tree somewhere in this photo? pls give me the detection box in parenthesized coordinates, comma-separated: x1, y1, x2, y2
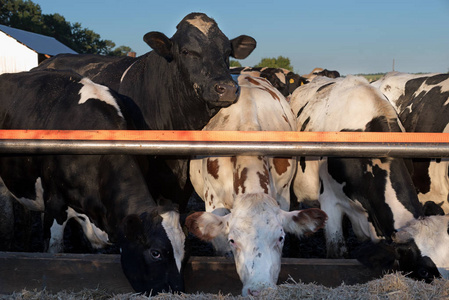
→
(230, 60, 242, 68)
(255, 56, 293, 71)
(0, 0, 131, 56)
(109, 45, 133, 56)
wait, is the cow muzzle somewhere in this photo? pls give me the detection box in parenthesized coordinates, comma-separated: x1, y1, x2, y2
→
(213, 82, 240, 105)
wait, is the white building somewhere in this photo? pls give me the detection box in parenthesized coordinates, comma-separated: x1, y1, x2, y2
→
(0, 24, 77, 75)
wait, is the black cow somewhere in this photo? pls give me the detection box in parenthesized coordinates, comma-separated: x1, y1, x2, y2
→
(0, 70, 185, 295)
(230, 67, 307, 97)
(35, 12, 257, 211)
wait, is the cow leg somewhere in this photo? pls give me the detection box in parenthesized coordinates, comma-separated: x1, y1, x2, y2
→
(48, 218, 67, 253)
(320, 193, 347, 258)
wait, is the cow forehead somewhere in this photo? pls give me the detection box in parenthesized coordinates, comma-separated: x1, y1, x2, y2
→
(186, 15, 214, 36)
(229, 194, 282, 234)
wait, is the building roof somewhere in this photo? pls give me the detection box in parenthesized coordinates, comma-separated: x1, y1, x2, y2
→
(0, 24, 77, 56)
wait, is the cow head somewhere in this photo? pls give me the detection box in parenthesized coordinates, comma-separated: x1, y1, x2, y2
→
(185, 193, 327, 296)
(356, 214, 449, 283)
(118, 208, 186, 295)
(392, 214, 449, 281)
(143, 12, 256, 108)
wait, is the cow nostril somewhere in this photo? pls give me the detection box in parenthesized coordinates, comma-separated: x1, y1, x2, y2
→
(215, 84, 226, 94)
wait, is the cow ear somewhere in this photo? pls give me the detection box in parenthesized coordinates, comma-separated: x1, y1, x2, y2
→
(280, 208, 327, 236)
(230, 35, 256, 59)
(143, 31, 173, 61)
(121, 214, 145, 242)
(185, 211, 227, 242)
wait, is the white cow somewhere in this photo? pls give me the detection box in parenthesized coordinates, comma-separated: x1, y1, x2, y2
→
(186, 75, 327, 296)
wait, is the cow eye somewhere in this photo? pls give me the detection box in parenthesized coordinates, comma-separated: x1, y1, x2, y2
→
(229, 239, 235, 245)
(181, 49, 190, 55)
(151, 250, 161, 259)
(279, 236, 284, 243)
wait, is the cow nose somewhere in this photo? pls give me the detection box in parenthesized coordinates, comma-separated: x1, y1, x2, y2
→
(248, 289, 260, 296)
(215, 83, 239, 99)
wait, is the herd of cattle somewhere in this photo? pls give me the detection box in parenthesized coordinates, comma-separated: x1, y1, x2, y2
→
(0, 12, 449, 296)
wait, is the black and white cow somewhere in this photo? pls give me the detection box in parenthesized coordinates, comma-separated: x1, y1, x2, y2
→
(301, 67, 341, 82)
(288, 76, 446, 281)
(230, 67, 306, 98)
(0, 70, 185, 295)
(187, 75, 327, 296)
(372, 72, 449, 213)
(35, 12, 257, 211)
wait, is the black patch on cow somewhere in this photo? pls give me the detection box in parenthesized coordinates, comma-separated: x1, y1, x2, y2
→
(409, 159, 432, 194)
(394, 240, 441, 283)
(365, 116, 402, 133)
(300, 156, 306, 172)
(388, 159, 423, 218)
(327, 157, 396, 238)
(423, 201, 445, 216)
(300, 117, 310, 132)
(296, 102, 308, 118)
(425, 74, 449, 86)
(316, 82, 335, 93)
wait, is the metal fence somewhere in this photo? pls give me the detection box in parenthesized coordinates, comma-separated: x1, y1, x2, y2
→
(0, 130, 449, 158)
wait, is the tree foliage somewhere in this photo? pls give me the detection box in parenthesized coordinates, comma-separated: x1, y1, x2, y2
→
(255, 56, 293, 71)
(0, 0, 131, 56)
(230, 60, 242, 68)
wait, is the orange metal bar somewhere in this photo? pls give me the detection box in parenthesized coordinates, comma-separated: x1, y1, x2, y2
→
(0, 130, 448, 143)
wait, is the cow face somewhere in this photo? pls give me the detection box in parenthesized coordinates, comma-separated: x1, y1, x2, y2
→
(392, 214, 449, 281)
(143, 13, 256, 108)
(118, 210, 185, 295)
(186, 193, 327, 296)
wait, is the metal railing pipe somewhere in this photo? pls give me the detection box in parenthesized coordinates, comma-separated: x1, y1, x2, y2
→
(0, 140, 448, 158)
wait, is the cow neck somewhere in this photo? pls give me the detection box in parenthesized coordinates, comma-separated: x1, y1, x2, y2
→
(120, 52, 216, 131)
(98, 155, 156, 229)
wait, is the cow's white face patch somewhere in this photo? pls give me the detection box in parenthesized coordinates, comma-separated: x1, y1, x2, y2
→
(78, 78, 123, 118)
(186, 15, 213, 36)
(161, 211, 185, 272)
(226, 194, 284, 296)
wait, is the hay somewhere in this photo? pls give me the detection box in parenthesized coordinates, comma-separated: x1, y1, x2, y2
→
(1, 273, 448, 300)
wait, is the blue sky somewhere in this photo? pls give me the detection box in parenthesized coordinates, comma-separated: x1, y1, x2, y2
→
(33, 0, 449, 75)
